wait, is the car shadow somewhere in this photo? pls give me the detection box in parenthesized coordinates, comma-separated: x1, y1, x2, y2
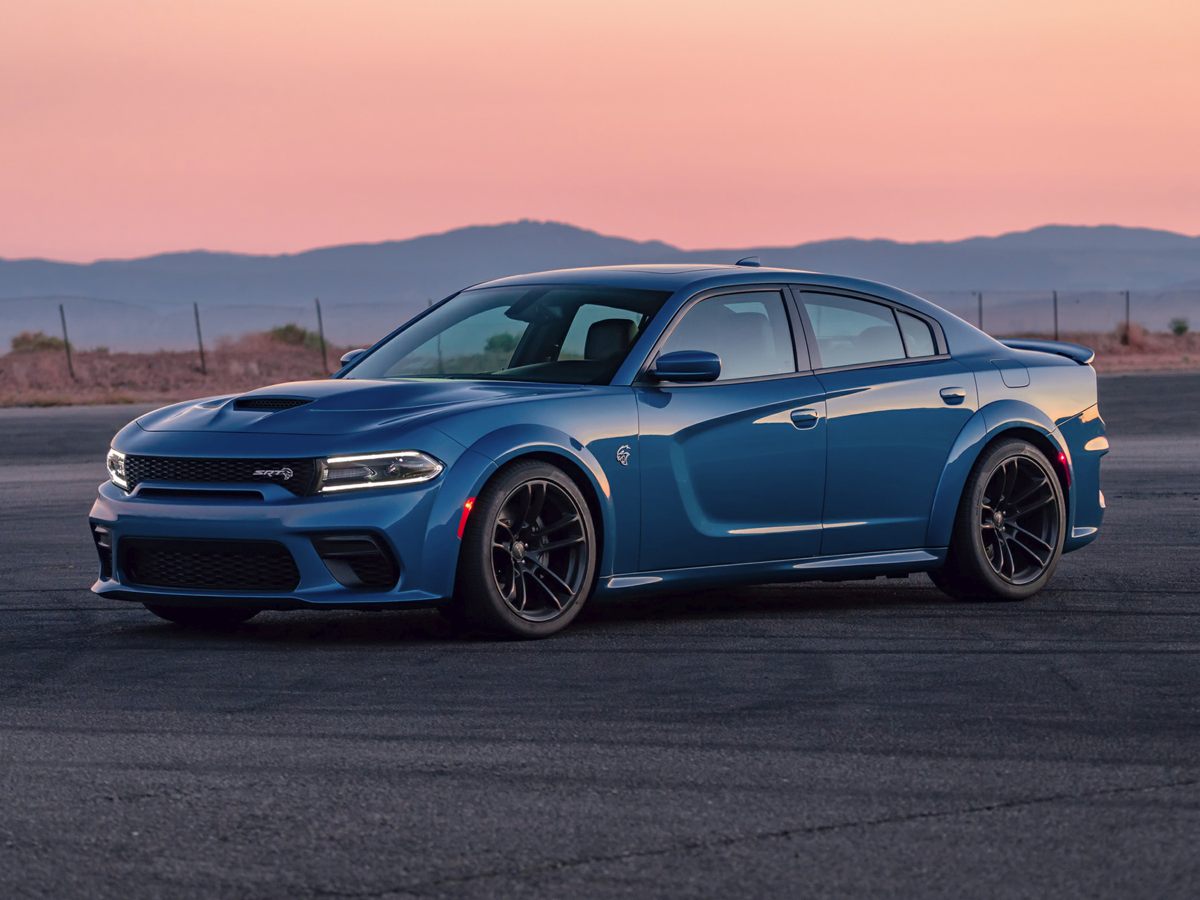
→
(119, 576, 946, 646)
(581, 578, 944, 624)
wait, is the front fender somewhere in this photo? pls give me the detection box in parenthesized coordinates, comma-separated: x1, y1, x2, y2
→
(411, 447, 497, 600)
(438, 424, 620, 582)
(925, 400, 1070, 549)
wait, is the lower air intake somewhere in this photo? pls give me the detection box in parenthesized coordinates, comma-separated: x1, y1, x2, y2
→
(120, 538, 300, 592)
(312, 534, 400, 589)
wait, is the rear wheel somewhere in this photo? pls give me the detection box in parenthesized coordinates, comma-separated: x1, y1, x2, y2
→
(931, 439, 1065, 601)
(144, 604, 259, 629)
(449, 460, 597, 639)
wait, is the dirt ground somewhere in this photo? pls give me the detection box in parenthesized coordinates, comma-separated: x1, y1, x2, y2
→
(1041, 325, 1200, 373)
(0, 333, 350, 406)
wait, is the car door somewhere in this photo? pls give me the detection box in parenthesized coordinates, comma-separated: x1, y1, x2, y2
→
(792, 289, 977, 556)
(634, 288, 827, 571)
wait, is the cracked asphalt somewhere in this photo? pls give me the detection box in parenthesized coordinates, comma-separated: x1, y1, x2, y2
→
(1, 373, 1198, 898)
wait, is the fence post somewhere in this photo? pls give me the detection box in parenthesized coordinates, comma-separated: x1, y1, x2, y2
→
(1052, 290, 1059, 340)
(1123, 290, 1131, 344)
(58, 303, 76, 380)
(314, 297, 328, 371)
(976, 291, 983, 331)
(193, 302, 207, 375)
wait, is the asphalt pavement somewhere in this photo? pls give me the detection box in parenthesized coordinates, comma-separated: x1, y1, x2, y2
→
(1, 373, 1198, 899)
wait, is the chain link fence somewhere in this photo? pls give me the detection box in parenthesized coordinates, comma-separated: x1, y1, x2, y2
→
(1, 289, 1198, 404)
(924, 290, 1197, 337)
(4, 289, 1198, 357)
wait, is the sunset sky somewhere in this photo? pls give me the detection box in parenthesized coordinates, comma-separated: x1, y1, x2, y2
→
(2, 0, 1198, 261)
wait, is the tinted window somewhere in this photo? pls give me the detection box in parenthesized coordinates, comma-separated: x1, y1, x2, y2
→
(658, 291, 794, 381)
(559, 304, 646, 361)
(800, 293, 905, 368)
(897, 310, 936, 357)
(347, 285, 669, 384)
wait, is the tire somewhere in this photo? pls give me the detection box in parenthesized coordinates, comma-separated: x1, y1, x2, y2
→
(144, 604, 259, 629)
(931, 438, 1066, 602)
(449, 460, 597, 639)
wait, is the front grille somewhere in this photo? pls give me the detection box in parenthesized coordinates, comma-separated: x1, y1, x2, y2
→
(124, 456, 319, 496)
(233, 396, 313, 411)
(120, 538, 300, 592)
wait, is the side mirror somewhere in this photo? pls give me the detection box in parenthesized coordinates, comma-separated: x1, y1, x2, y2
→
(648, 350, 721, 383)
(339, 348, 367, 367)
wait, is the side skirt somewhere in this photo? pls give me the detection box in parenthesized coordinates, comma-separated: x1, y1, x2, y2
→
(599, 548, 947, 596)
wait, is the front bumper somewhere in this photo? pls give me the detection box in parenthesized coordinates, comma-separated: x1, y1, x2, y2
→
(90, 478, 456, 609)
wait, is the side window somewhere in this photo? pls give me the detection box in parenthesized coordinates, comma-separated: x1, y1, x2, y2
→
(897, 310, 936, 358)
(559, 304, 645, 361)
(659, 291, 795, 381)
(799, 293, 905, 369)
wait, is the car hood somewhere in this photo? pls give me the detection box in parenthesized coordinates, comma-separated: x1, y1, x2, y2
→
(137, 378, 589, 435)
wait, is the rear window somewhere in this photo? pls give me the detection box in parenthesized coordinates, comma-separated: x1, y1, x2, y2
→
(799, 293, 905, 368)
(897, 310, 937, 357)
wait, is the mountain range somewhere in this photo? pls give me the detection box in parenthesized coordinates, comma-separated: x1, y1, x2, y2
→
(2, 221, 1198, 350)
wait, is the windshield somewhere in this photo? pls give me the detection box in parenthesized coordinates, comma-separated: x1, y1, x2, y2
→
(345, 284, 670, 384)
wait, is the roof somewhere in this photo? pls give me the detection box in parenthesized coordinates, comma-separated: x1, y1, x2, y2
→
(471, 263, 1002, 358)
(475, 263, 811, 293)
(473, 262, 935, 306)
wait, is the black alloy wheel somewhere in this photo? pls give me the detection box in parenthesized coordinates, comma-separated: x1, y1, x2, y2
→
(931, 438, 1066, 602)
(490, 479, 590, 622)
(449, 460, 597, 638)
(979, 455, 1060, 585)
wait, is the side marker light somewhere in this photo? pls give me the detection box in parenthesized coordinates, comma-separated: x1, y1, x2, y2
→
(457, 497, 476, 539)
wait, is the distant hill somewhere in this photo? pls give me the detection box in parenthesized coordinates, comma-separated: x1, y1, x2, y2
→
(2, 221, 1199, 350)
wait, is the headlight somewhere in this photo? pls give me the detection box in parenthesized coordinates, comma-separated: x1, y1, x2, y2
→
(318, 451, 444, 493)
(106, 447, 128, 490)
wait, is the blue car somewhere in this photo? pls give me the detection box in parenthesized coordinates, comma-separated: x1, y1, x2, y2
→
(90, 264, 1107, 638)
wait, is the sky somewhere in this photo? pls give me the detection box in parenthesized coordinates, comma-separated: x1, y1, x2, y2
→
(2, 0, 1199, 261)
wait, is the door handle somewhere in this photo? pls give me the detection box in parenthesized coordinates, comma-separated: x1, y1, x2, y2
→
(940, 386, 967, 405)
(790, 408, 820, 429)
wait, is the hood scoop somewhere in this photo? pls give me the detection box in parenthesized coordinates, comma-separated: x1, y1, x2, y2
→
(232, 396, 314, 412)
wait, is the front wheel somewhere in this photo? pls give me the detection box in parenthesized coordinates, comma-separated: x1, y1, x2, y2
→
(449, 460, 597, 639)
(144, 604, 259, 629)
(931, 439, 1066, 602)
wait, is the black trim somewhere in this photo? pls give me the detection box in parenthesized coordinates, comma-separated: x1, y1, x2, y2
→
(119, 538, 300, 592)
(91, 524, 113, 580)
(102, 591, 444, 612)
(311, 533, 400, 589)
(233, 396, 313, 411)
(787, 285, 950, 374)
(124, 455, 320, 497)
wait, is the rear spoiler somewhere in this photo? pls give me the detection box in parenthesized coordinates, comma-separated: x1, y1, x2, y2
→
(999, 338, 1095, 366)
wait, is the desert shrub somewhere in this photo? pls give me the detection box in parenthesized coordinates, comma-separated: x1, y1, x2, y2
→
(268, 323, 322, 351)
(1116, 321, 1148, 349)
(484, 332, 519, 353)
(10, 331, 68, 353)
(1170, 317, 1189, 336)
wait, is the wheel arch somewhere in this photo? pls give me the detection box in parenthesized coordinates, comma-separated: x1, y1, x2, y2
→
(491, 450, 607, 583)
(926, 402, 1071, 549)
(460, 426, 616, 576)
